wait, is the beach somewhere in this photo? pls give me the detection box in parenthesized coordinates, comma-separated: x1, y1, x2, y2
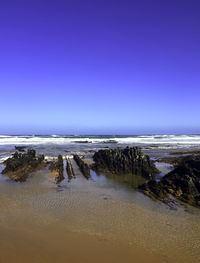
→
(0, 135, 200, 263)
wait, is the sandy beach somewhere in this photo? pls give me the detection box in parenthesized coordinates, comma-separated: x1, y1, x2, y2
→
(0, 213, 167, 263)
(0, 147, 200, 263)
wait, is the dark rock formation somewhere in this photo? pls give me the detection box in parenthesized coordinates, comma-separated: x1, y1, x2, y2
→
(139, 180, 168, 202)
(102, 140, 118, 144)
(74, 155, 90, 179)
(70, 162, 75, 177)
(140, 155, 200, 207)
(66, 158, 73, 181)
(15, 146, 27, 152)
(49, 155, 64, 184)
(170, 150, 200, 156)
(92, 147, 159, 180)
(2, 149, 46, 182)
(57, 155, 64, 184)
(74, 140, 91, 143)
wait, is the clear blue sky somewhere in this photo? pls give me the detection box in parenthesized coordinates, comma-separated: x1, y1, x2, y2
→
(0, 0, 200, 134)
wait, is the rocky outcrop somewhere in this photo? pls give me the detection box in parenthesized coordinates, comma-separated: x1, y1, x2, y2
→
(66, 158, 73, 181)
(74, 140, 91, 143)
(156, 156, 184, 166)
(49, 155, 64, 184)
(70, 161, 75, 177)
(73, 155, 90, 179)
(15, 146, 27, 152)
(102, 140, 118, 144)
(92, 147, 159, 180)
(140, 155, 200, 207)
(2, 149, 46, 182)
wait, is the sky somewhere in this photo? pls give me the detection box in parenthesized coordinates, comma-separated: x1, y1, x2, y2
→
(0, 0, 200, 135)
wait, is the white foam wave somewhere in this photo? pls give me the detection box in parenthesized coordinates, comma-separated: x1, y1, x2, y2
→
(0, 155, 12, 163)
(44, 155, 74, 161)
(0, 135, 199, 145)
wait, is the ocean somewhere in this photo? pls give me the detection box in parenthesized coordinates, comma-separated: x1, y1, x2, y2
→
(0, 134, 200, 161)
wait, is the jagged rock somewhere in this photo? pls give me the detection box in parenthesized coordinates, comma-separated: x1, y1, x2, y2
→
(74, 155, 90, 179)
(15, 146, 27, 152)
(91, 147, 159, 180)
(74, 140, 91, 143)
(139, 180, 168, 201)
(2, 149, 46, 182)
(49, 155, 64, 184)
(102, 140, 117, 144)
(57, 155, 64, 184)
(66, 158, 73, 181)
(140, 155, 200, 207)
(70, 160, 75, 177)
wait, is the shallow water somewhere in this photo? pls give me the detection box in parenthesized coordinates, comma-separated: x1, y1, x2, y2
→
(1, 134, 200, 160)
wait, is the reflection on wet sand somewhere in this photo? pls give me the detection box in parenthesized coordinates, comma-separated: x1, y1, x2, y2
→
(0, 215, 167, 263)
(0, 163, 200, 263)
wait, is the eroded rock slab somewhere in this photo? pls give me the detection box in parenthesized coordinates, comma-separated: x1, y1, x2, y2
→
(66, 158, 73, 181)
(2, 149, 46, 182)
(73, 155, 90, 179)
(49, 155, 64, 184)
(140, 155, 200, 207)
(91, 147, 159, 180)
(15, 146, 27, 152)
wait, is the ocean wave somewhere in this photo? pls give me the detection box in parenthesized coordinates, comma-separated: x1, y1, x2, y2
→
(0, 135, 199, 145)
(0, 155, 12, 163)
(44, 155, 74, 161)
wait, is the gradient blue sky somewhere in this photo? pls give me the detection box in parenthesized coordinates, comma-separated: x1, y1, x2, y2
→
(0, 0, 200, 135)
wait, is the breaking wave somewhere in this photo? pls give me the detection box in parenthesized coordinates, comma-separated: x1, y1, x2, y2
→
(0, 135, 199, 145)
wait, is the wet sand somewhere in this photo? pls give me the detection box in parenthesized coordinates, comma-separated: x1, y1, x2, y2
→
(0, 161, 200, 263)
(0, 218, 167, 263)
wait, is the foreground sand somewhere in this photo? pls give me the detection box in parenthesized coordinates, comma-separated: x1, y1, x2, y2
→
(0, 162, 200, 263)
(0, 220, 167, 263)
